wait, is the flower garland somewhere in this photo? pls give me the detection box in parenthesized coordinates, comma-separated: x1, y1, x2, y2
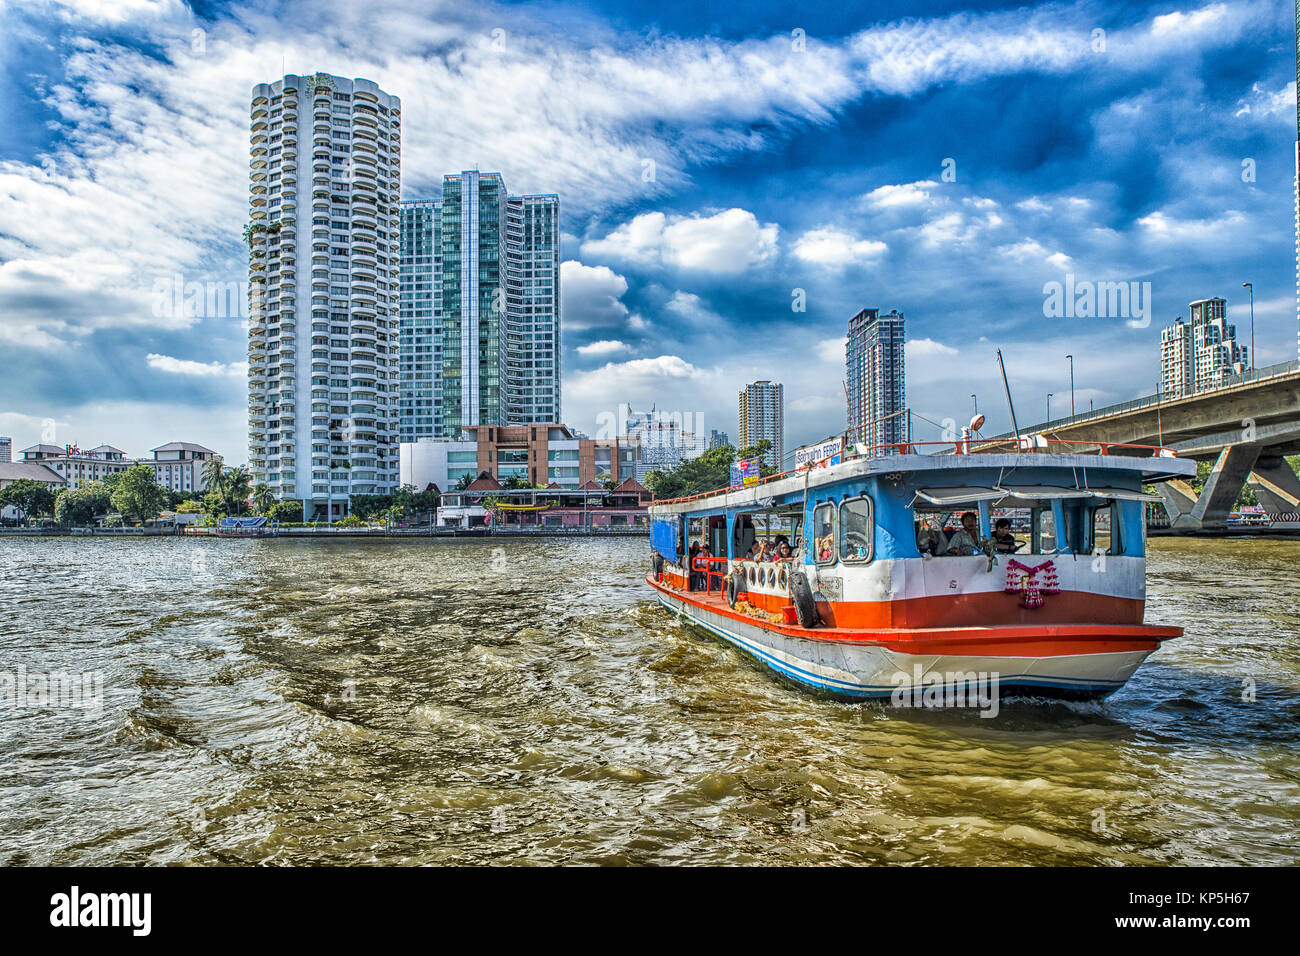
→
(1004, 558, 1060, 609)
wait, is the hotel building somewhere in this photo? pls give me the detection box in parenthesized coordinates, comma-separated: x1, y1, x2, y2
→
(247, 72, 402, 520)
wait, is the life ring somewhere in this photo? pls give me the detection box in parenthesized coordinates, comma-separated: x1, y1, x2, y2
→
(790, 571, 819, 628)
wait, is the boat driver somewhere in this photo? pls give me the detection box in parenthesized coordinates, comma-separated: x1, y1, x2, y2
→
(990, 517, 1020, 554)
(945, 511, 983, 556)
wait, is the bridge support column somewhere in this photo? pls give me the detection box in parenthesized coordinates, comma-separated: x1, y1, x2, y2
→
(1172, 444, 1261, 531)
(1247, 456, 1300, 515)
(1156, 479, 1197, 524)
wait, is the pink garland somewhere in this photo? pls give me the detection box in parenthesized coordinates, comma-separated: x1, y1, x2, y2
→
(1004, 558, 1060, 609)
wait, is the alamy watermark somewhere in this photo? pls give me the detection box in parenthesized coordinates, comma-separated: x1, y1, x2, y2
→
(890, 664, 1001, 717)
(152, 273, 249, 320)
(1, 666, 103, 712)
(1043, 273, 1151, 328)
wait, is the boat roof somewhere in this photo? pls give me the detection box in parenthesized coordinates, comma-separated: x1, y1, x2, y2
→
(650, 445, 1195, 516)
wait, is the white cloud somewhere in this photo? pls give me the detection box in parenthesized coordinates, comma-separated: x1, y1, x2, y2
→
(862, 181, 938, 208)
(583, 208, 778, 272)
(146, 353, 247, 377)
(907, 338, 959, 359)
(575, 339, 630, 356)
(792, 227, 887, 266)
(560, 261, 629, 331)
(816, 336, 846, 363)
(664, 290, 723, 323)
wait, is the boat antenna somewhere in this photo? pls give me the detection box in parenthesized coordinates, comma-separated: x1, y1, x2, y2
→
(996, 349, 1021, 443)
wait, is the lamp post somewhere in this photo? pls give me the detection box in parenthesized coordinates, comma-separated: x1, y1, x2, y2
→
(1066, 353, 1075, 417)
(971, 394, 977, 415)
(1046, 392, 1053, 423)
(1241, 282, 1254, 370)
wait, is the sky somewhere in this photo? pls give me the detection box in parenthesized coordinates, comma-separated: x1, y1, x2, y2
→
(1, 0, 1298, 467)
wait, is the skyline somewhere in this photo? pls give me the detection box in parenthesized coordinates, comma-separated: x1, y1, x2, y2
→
(2, 0, 1300, 464)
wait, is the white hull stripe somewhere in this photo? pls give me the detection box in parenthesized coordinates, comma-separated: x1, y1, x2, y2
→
(655, 592, 1146, 698)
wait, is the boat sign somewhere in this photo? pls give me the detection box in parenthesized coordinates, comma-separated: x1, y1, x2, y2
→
(794, 436, 842, 470)
(730, 458, 760, 487)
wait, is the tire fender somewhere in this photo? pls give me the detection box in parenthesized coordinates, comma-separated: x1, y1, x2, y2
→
(790, 570, 819, 628)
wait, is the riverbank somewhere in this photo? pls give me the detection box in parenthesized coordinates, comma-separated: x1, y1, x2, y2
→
(0, 526, 649, 538)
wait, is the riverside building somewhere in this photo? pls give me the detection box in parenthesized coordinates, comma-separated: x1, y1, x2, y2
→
(247, 72, 402, 521)
(399, 172, 560, 442)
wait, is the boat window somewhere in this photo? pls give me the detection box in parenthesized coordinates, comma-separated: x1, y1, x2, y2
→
(990, 507, 1031, 554)
(812, 502, 836, 565)
(1089, 501, 1123, 555)
(838, 496, 873, 563)
(1034, 507, 1057, 554)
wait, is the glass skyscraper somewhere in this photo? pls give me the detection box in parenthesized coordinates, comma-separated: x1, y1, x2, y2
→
(399, 172, 559, 442)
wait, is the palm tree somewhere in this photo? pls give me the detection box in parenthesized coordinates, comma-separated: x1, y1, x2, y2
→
(252, 483, 273, 515)
(223, 466, 253, 515)
(202, 456, 225, 496)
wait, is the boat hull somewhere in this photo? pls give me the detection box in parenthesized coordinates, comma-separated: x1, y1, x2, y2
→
(648, 575, 1164, 702)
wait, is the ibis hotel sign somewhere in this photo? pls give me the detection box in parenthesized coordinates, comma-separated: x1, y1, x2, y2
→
(794, 436, 842, 471)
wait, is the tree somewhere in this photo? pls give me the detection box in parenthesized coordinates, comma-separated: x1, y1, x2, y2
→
(110, 464, 168, 524)
(222, 465, 252, 514)
(54, 482, 111, 527)
(454, 473, 474, 491)
(643, 440, 777, 500)
(201, 456, 225, 495)
(252, 483, 274, 515)
(267, 500, 302, 523)
(1, 479, 59, 521)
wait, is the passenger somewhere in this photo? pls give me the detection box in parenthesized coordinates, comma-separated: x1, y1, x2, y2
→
(945, 511, 982, 556)
(990, 517, 1020, 554)
(916, 521, 947, 556)
(774, 538, 793, 562)
(816, 523, 834, 562)
(748, 539, 766, 561)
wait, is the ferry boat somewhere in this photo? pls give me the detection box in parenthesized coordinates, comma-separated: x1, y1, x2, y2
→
(646, 435, 1196, 702)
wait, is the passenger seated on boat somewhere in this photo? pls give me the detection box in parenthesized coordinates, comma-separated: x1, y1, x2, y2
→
(990, 518, 1020, 554)
(772, 536, 792, 562)
(945, 511, 983, 556)
(916, 521, 947, 556)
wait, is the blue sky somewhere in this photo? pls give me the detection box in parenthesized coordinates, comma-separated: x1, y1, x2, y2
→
(0, 0, 1297, 465)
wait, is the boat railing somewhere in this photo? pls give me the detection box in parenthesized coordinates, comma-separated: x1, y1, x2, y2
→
(653, 438, 1179, 507)
(692, 555, 728, 593)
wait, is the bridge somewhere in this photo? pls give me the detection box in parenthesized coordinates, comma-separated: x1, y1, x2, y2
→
(987, 359, 1300, 531)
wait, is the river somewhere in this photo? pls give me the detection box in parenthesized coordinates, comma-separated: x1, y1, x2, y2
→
(0, 535, 1296, 865)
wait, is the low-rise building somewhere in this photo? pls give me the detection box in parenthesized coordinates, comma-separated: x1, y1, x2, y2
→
(400, 424, 640, 493)
(20, 444, 131, 490)
(0, 461, 66, 520)
(142, 442, 218, 496)
(436, 472, 651, 530)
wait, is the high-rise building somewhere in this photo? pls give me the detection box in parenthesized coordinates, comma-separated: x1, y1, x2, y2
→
(1159, 299, 1248, 396)
(400, 172, 560, 441)
(399, 200, 442, 442)
(707, 430, 729, 450)
(1294, 0, 1299, 358)
(247, 73, 402, 520)
(1160, 317, 1194, 397)
(0, 437, 10, 463)
(846, 308, 907, 449)
(1190, 298, 1248, 390)
(738, 381, 784, 469)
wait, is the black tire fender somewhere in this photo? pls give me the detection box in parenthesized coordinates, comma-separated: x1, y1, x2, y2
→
(726, 570, 743, 609)
(790, 571, 819, 628)
(652, 553, 664, 578)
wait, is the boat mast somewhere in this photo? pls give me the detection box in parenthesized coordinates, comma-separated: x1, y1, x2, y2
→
(996, 348, 1021, 442)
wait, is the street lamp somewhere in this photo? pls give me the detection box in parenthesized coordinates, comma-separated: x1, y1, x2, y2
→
(1046, 392, 1053, 422)
(1241, 282, 1254, 370)
(1066, 354, 1075, 417)
(971, 394, 978, 416)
